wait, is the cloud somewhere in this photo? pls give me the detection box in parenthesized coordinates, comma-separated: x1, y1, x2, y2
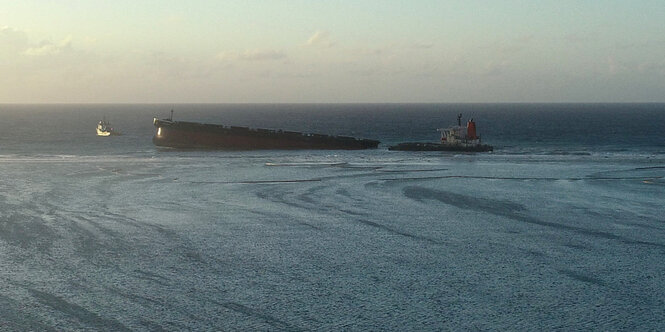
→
(24, 36, 73, 56)
(410, 42, 434, 49)
(515, 34, 535, 44)
(164, 14, 185, 24)
(147, 52, 217, 80)
(306, 30, 335, 47)
(217, 49, 287, 62)
(605, 56, 629, 76)
(357, 47, 386, 56)
(481, 60, 508, 77)
(216, 51, 237, 61)
(0, 26, 29, 52)
(1, 26, 77, 57)
(638, 60, 665, 74)
(564, 32, 598, 44)
(496, 34, 536, 55)
(240, 49, 287, 61)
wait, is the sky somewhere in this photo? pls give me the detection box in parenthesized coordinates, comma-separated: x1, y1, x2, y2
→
(1, 0, 664, 103)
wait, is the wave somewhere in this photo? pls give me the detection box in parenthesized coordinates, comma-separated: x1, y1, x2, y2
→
(0, 154, 159, 164)
(265, 162, 348, 167)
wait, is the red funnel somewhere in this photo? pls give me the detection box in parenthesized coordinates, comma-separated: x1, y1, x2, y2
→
(467, 120, 477, 140)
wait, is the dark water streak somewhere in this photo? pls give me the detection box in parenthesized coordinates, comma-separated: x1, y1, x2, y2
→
(403, 186, 665, 250)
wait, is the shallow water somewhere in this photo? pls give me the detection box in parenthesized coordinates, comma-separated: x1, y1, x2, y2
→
(1, 104, 664, 330)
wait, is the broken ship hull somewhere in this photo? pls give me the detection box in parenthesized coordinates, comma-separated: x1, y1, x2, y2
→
(389, 114, 492, 152)
(388, 142, 493, 152)
(153, 118, 379, 150)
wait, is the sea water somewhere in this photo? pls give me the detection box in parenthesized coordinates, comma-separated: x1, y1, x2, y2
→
(0, 104, 664, 330)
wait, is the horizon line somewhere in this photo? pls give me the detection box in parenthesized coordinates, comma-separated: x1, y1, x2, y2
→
(2, 101, 665, 105)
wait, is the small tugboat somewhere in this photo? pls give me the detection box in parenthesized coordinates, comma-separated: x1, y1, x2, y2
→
(389, 114, 492, 152)
(96, 117, 120, 136)
(152, 110, 379, 150)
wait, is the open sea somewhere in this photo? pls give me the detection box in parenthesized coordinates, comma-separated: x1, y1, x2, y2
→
(1, 103, 664, 331)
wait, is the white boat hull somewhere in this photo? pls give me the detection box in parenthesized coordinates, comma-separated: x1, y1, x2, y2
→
(96, 128, 111, 136)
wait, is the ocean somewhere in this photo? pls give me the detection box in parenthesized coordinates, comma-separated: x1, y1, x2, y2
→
(1, 103, 664, 330)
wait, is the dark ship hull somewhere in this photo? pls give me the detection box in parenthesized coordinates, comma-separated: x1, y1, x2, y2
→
(152, 118, 380, 150)
(388, 142, 493, 152)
